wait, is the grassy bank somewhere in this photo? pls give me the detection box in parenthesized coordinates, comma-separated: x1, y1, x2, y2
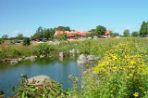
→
(0, 38, 124, 62)
(0, 38, 148, 63)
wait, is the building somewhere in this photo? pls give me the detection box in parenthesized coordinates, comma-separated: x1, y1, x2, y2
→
(103, 30, 111, 38)
(54, 30, 87, 39)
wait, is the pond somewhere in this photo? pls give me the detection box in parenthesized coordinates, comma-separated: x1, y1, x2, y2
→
(0, 58, 81, 97)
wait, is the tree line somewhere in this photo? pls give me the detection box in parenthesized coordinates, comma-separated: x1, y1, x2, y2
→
(0, 21, 148, 44)
(123, 21, 148, 37)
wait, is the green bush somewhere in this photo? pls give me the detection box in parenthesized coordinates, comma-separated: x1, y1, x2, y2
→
(23, 38, 31, 46)
(34, 43, 54, 57)
(13, 75, 63, 98)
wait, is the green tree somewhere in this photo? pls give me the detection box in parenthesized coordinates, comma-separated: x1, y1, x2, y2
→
(88, 29, 98, 37)
(44, 28, 55, 40)
(132, 31, 139, 37)
(32, 27, 44, 39)
(23, 38, 31, 46)
(0, 38, 4, 44)
(34, 43, 54, 57)
(95, 25, 106, 36)
(110, 32, 120, 37)
(16, 33, 24, 40)
(32, 27, 55, 40)
(56, 26, 71, 31)
(139, 21, 148, 37)
(123, 29, 130, 37)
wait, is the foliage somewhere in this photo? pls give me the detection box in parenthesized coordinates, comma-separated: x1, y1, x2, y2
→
(2, 34, 8, 40)
(123, 29, 130, 37)
(16, 33, 24, 40)
(0, 38, 4, 44)
(56, 26, 71, 31)
(77, 39, 120, 56)
(110, 32, 120, 37)
(92, 41, 148, 98)
(1, 38, 147, 98)
(139, 21, 148, 37)
(34, 43, 54, 57)
(23, 38, 31, 46)
(0, 45, 34, 59)
(96, 25, 106, 36)
(12, 75, 63, 98)
(132, 31, 139, 37)
(32, 27, 55, 40)
(59, 32, 68, 41)
(65, 38, 148, 98)
(87, 32, 97, 38)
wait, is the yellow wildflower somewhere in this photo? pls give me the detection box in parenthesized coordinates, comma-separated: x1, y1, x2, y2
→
(93, 67, 100, 74)
(133, 92, 139, 97)
(111, 55, 117, 60)
(130, 60, 136, 65)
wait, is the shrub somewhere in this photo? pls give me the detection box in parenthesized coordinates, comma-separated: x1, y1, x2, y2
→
(23, 38, 31, 46)
(34, 43, 54, 57)
(12, 75, 63, 98)
(92, 42, 148, 98)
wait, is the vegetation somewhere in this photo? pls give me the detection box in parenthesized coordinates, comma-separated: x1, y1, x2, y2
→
(139, 21, 148, 37)
(96, 25, 106, 36)
(31, 27, 55, 40)
(31, 26, 71, 40)
(16, 33, 24, 40)
(132, 31, 139, 37)
(11, 38, 148, 98)
(12, 75, 63, 98)
(66, 38, 148, 98)
(23, 38, 31, 46)
(123, 29, 130, 37)
(34, 43, 54, 57)
(1, 21, 148, 97)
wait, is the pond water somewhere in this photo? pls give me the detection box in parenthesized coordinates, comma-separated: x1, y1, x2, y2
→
(0, 58, 81, 97)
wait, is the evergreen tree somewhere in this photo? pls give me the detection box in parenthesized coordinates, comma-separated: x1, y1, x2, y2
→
(139, 21, 148, 37)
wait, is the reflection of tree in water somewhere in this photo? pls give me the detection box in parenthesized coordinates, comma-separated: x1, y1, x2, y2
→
(33, 57, 56, 66)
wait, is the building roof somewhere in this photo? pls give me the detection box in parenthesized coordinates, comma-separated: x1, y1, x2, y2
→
(54, 30, 87, 38)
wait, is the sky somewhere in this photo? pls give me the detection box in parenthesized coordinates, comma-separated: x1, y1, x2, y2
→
(0, 0, 148, 37)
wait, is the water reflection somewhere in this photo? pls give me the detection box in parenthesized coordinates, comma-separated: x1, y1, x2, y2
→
(0, 57, 81, 97)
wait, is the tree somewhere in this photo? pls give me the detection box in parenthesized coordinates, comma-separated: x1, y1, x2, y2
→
(56, 26, 71, 31)
(123, 29, 130, 37)
(2, 34, 8, 40)
(44, 28, 55, 40)
(110, 32, 120, 37)
(132, 31, 139, 37)
(32, 27, 44, 39)
(95, 25, 106, 36)
(88, 29, 98, 37)
(34, 43, 54, 57)
(0, 38, 4, 44)
(16, 33, 24, 40)
(23, 38, 31, 46)
(139, 21, 148, 37)
(32, 27, 55, 40)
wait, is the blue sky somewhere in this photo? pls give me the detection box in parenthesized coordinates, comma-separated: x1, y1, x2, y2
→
(0, 0, 148, 37)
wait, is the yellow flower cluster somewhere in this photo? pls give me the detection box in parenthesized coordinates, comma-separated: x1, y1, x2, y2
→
(93, 42, 147, 78)
(133, 92, 139, 97)
(91, 39, 148, 98)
